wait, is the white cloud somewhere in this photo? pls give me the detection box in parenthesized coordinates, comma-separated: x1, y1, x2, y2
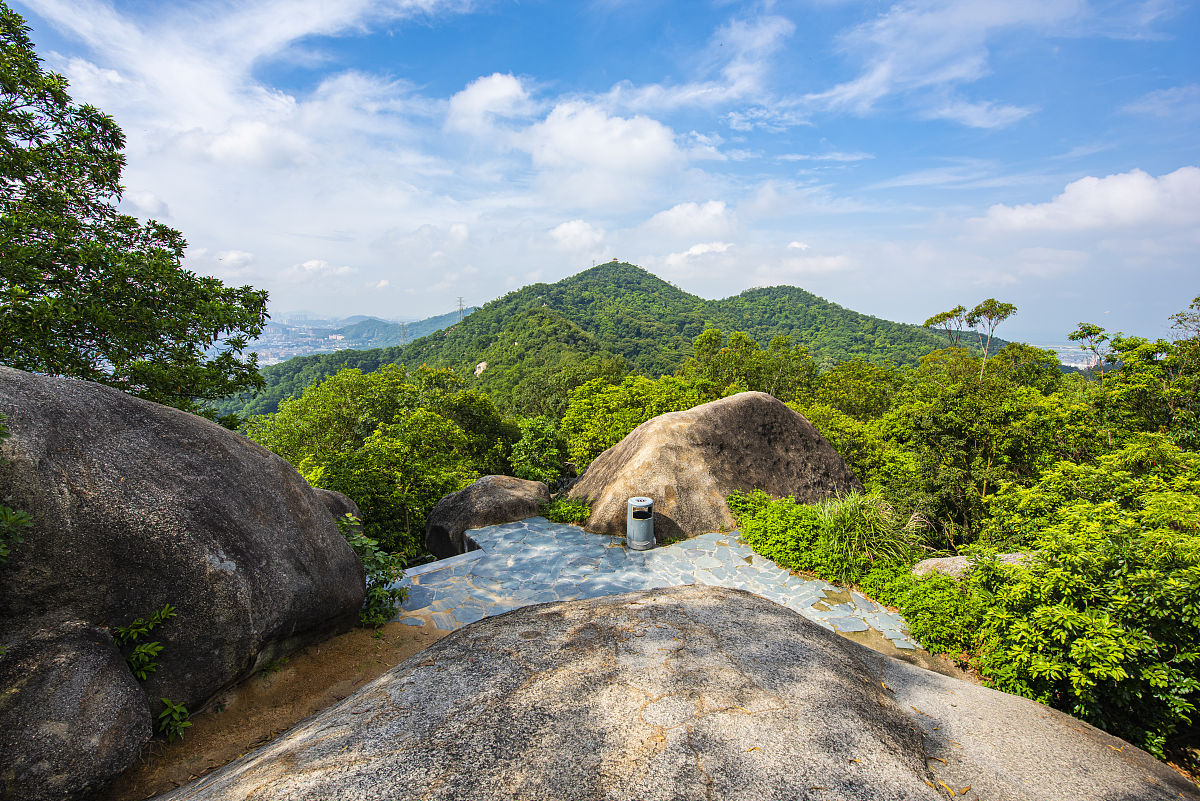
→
(216, 250, 256, 268)
(521, 101, 685, 208)
(805, 0, 1085, 125)
(664, 241, 733, 268)
(604, 15, 795, 113)
(779, 152, 874, 163)
(1121, 84, 1200, 119)
(924, 98, 1034, 128)
(287, 259, 357, 280)
(524, 102, 679, 172)
(976, 167, 1200, 232)
(120, 189, 170, 218)
(549, 220, 605, 250)
(447, 73, 534, 134)
(374, 279, 391, 289)
(787, 241, 810, 250)
(644, 201, 736, 238)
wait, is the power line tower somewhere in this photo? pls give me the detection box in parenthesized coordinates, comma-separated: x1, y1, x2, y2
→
(399, 322, 407, 346)
(457, 296, 465, 324)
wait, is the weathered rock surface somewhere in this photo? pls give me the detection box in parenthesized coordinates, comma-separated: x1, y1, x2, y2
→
(569, 391, 863, 539)
(0, 366, 366, 800)
(0, 620, 151, 801)
(154, 585, 1196, 801)
(425, 474, 550, 558)
(912, 552, 1028, 579)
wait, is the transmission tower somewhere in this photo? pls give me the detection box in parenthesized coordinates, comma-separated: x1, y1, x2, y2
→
(457, 296, 465, 323)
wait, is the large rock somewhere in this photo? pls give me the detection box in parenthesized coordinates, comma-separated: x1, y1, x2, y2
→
(912, 552, 1028, 579)
(0, 620, 150, 800)
(0, 366, 366, 800)
(153, 585, 1197, 801)
(569, 392, 863, 539)
(425, 475, 550, 558)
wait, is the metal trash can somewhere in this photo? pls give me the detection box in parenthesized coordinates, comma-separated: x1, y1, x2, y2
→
(626, 496, 655, 550)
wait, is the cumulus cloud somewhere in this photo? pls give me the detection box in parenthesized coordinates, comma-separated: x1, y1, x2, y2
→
(549, 220, 605, 250)
(644, 201, 736, 238)
(524, 102, 680, 172)
(664, 241, 733, 268)
(975, 167, 1200, 232)
(521, 101, 685, 208)
(287, 259, 357, 280)
(447, 73, 534, 133)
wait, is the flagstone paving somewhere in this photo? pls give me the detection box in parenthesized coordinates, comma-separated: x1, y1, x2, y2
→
(393, 516, 919, 649)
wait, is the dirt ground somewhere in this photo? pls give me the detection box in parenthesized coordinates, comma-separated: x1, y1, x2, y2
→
(98, 619, 448, 801)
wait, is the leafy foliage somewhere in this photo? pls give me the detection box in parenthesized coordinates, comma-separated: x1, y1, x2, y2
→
(510, 416, 568, 486)
(245, 365, 512, 557)
(126, 641, 165, 681)
(542, 497, 591, 525)
(727, 490, 922, 585)
(113, 603, 177, 646)
(560, 375, 717, 468)
(0, 5, 267, 415)
(335, 513, 407, 628)
(157, 698, 192, 743)
(112, 604, 177, 684)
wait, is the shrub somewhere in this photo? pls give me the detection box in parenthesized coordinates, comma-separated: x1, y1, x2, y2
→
(336, 513, 407, 628)
(727, 490, 923, 585)
(969, 496, 1200, 758)
(859, 564, 985, 659)
(543, 497, 591, 525)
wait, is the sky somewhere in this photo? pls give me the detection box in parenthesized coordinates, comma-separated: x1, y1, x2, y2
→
(13, 0, 1200, 344)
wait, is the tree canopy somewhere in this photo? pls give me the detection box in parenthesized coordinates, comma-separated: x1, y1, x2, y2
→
(0, 3, 267, 415)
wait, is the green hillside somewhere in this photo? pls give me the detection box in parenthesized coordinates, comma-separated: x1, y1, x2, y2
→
(217, 262, 967, 418)
(333, 308, 477, 347)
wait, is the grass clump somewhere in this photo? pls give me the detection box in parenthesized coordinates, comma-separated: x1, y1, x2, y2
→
(728, 489, 923, 585)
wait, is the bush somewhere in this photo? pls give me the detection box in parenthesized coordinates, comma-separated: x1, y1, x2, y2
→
(727, 490, 923, 585)
(543, 497, 591, 525)
(969, 496, 1200, 758)
(337, 514, 407, 628)
(859, 564, 985, 659)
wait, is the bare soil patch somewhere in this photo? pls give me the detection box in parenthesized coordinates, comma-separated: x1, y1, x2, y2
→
(98, 619, 448, 801)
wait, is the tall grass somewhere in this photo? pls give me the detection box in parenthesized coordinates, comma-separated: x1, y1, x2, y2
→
(728, 489, 927, 585)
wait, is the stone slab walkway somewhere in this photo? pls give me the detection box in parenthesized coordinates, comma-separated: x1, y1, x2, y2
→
(394, 517, 919, 649)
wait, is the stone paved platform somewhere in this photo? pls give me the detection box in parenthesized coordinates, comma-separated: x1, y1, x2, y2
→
(393, 517, 919, 649)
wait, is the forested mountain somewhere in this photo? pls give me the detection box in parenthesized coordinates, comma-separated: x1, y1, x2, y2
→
(216, 262, 974, 418)
(333, 308, 476, 347)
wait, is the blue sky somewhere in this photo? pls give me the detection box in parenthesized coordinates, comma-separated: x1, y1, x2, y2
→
(13, 0, 1200, 345)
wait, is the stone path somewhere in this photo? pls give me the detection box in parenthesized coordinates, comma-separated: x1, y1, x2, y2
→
(394, 517, 919, 649)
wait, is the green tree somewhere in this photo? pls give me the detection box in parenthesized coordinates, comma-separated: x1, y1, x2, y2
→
(0, 4, 267, 415)
(510, 416, 568, 486)
(923, 304, 968, 348)
(965, 299, 1017, 378)
(245, 365, 513, 556)
(560, 375, 716, 467)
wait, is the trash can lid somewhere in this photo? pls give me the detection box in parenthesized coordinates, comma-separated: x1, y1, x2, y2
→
(628, 496, 653, 506)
